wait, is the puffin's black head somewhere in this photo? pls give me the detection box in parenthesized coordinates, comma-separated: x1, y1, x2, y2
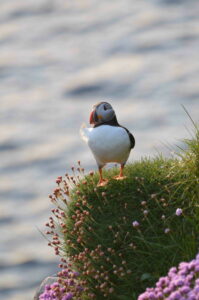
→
(89, 102, 116, 125)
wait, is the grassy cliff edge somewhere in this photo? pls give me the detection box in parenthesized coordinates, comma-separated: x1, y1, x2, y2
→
(45, 125, 199, 300)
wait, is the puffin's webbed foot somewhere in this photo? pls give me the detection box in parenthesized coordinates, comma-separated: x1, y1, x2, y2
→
(97, 179, 109, 187)
(113, 175, 127, 180)
(97, 166, 108, 187)
(113, 164, 126, 181)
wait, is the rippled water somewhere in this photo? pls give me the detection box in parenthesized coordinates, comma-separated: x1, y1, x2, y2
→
(0, 0, 199, 299)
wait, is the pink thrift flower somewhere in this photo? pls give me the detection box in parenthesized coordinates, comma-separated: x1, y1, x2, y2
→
(176, 208, 183, 216)
(132, 221, 140, 228)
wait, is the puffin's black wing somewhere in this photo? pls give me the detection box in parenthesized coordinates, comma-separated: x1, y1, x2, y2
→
(122, 127, 135, 149)
(128, 131, 135, 149)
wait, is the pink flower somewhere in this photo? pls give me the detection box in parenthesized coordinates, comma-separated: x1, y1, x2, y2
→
(176, 208, 183, 216)
(132, 221, 140, 228)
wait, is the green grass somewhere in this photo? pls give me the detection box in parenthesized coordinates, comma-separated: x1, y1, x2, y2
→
(47, 124, 199, 300)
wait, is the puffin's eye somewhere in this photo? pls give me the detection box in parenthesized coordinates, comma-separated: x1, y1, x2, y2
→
(104, 105, 107, 110)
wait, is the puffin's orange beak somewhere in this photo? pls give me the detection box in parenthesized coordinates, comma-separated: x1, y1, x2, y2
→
(89, 111, 94, 124)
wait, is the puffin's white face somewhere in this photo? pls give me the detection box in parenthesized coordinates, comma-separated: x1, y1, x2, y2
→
(89, 102, 115, 125)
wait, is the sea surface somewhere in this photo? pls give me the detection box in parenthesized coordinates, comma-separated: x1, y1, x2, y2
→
(0, 0, 199, 299)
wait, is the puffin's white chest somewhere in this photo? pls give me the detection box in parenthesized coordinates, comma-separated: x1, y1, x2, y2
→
(81, 125, 131, 166)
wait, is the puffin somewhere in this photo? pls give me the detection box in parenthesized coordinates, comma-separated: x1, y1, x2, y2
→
(80, 102, 135, 186)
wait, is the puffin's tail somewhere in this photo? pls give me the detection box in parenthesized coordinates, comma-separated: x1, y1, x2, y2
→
(80, 123, 89, 143)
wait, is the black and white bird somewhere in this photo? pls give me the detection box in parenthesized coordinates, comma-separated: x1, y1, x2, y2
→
(80, 102, 135, 186)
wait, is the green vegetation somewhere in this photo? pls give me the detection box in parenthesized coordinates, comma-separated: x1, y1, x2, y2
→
(46, 123, 199, 300)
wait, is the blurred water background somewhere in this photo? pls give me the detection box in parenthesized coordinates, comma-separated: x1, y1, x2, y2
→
(0, 0, 199, 299)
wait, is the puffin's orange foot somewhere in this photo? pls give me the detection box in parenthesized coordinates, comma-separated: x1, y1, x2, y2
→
(113, 175, 127, 181)
(97, 179, 109, 187)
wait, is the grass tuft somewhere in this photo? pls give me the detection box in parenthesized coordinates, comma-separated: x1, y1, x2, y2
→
(45, 124, 199, 300)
